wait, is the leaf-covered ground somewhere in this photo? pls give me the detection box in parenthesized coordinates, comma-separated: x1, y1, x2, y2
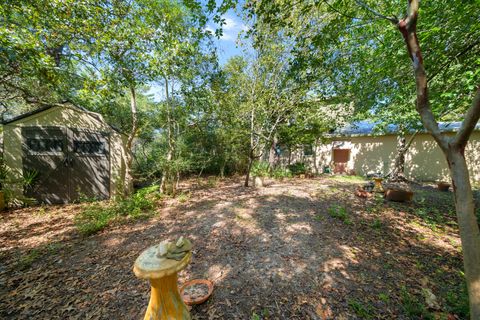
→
(0, 176, 476, 319)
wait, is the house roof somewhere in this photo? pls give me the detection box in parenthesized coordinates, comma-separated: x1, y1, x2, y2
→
(331, 121, 480, 137)
(2, 104, 127, 136)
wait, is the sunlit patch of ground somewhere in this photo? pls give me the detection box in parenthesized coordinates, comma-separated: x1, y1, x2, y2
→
(0, 176, 473, 319)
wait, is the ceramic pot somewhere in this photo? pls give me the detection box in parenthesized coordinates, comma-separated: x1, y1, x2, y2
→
(437, 182, 451, 192)
(385, 189, 414, 202)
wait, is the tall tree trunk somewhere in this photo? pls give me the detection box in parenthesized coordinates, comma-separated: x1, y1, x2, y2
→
(160, 76, 174, 194)
(245, 109, 256, 187)
(389, 132, 419, 181)
(268, 133, 278, 171)
(124, 86, 138, 196)
(219, 158, 226, 178)
(244, 153, 254, 187)
(313, 138, 319, 175)
(446, 149, 480, 318)
(358, 2, 480, 314)
(394, 2, 480, 316)
(391, 135, 406, 180)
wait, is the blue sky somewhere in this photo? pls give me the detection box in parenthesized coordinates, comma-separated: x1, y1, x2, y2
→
(206, 11, 248, 65)
(148, 10, 247, 101)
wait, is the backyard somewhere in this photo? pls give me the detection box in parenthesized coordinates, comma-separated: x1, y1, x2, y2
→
(0, 176, 476, 319)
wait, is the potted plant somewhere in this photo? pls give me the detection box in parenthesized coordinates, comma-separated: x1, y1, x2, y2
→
(437, 181, 451, 192)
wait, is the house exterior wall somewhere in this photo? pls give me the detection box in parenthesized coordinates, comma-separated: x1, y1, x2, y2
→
(3, 106, 128, 199)
(311, 131, 480, 182)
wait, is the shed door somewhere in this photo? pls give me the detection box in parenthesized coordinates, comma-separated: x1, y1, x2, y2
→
(22, 127, 70, 203)
(333, 148, 350, 174)
(69, 129, 110, 200)
(22, 127, 110, 204)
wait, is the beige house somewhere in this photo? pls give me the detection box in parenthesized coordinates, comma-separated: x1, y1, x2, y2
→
(2, 105, 129, 204)
(287, 122, 480, 182)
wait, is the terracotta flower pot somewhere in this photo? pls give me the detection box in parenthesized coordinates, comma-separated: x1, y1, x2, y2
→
(437, 182, 451, 192)
(355, 188, 373, 198)
(385, 189, 414, 202)
(180, 279, 214, 306)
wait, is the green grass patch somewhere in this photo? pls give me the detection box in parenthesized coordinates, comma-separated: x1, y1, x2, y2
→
(370, 218, 383, 229)
(330, 175, 366, 183)
(444, 276, 469, 318)
(16, 241, 64, 270)
(328, 204, 352, 224)
(400, 286, 434, 319)
(176, 191, 191, 203)
(75, 185, 161, 235)
(348, 299, 375, 319)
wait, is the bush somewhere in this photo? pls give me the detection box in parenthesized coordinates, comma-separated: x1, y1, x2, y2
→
(251, 161, 269, 177)
(271, 167, 292, 179)
(74, 185, 160, 235)
(287, 162, 307, 175)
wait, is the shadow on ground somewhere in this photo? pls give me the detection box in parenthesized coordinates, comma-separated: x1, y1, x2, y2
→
(0, 177, 471, 319)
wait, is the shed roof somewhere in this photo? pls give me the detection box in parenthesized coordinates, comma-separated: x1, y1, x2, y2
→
(331, 121, 480, 137)
(2, 104, 126, 136)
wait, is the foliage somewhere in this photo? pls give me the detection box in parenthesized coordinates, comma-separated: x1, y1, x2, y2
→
(445, 281, 470, 318)
(287, 162, 306, 176)
(328, 204, 352, 224)
(250, 161, 269, 177)
(400, 286, 434, 319)
(0, 159, 11, 190)
(75, 185, 160, 235)
(270, 167, 292, 180)
(347, 299, 375, 319)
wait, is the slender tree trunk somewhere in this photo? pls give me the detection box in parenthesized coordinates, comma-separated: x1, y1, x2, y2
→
(268, 133, 278, 171)
(288, 146, 292, 165)
(447, 149, 480, 318)
(389, 135, 407, 181)
(245, 109, 256, 187)
(244, 153, 254, 187)
(358, 1, 480, 315)
(161, 77, 175, 194)
(219, 158, 226, 178)
(124, 86, 138, 196)
(395, 2, 480, 316)
(389, 130, 419, 181)
(313, 138, 319, 175)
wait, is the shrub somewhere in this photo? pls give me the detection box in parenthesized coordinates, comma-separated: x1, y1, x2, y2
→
(271, 167, 292, 180)
(287, 162, 306, 175)
(75, 185, 160, 235)
(251, 161, 269, 177)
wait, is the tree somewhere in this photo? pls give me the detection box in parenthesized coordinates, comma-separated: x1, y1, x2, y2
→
(252, 0, 480, 316)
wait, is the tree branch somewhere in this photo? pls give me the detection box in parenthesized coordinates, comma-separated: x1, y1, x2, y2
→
(404, 0, 419, 29)
(427, 38, 480, 83)
(452, 88, 480, 148)
(355, 0, 399, 24)
(396, 0, 448, 150)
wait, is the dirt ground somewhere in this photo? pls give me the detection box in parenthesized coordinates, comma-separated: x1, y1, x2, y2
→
(0, 176, 475, 319)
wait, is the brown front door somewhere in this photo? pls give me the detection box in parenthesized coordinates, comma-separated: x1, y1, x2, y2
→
(333, 148, 350, 174)
(22, 127, 110, 204)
